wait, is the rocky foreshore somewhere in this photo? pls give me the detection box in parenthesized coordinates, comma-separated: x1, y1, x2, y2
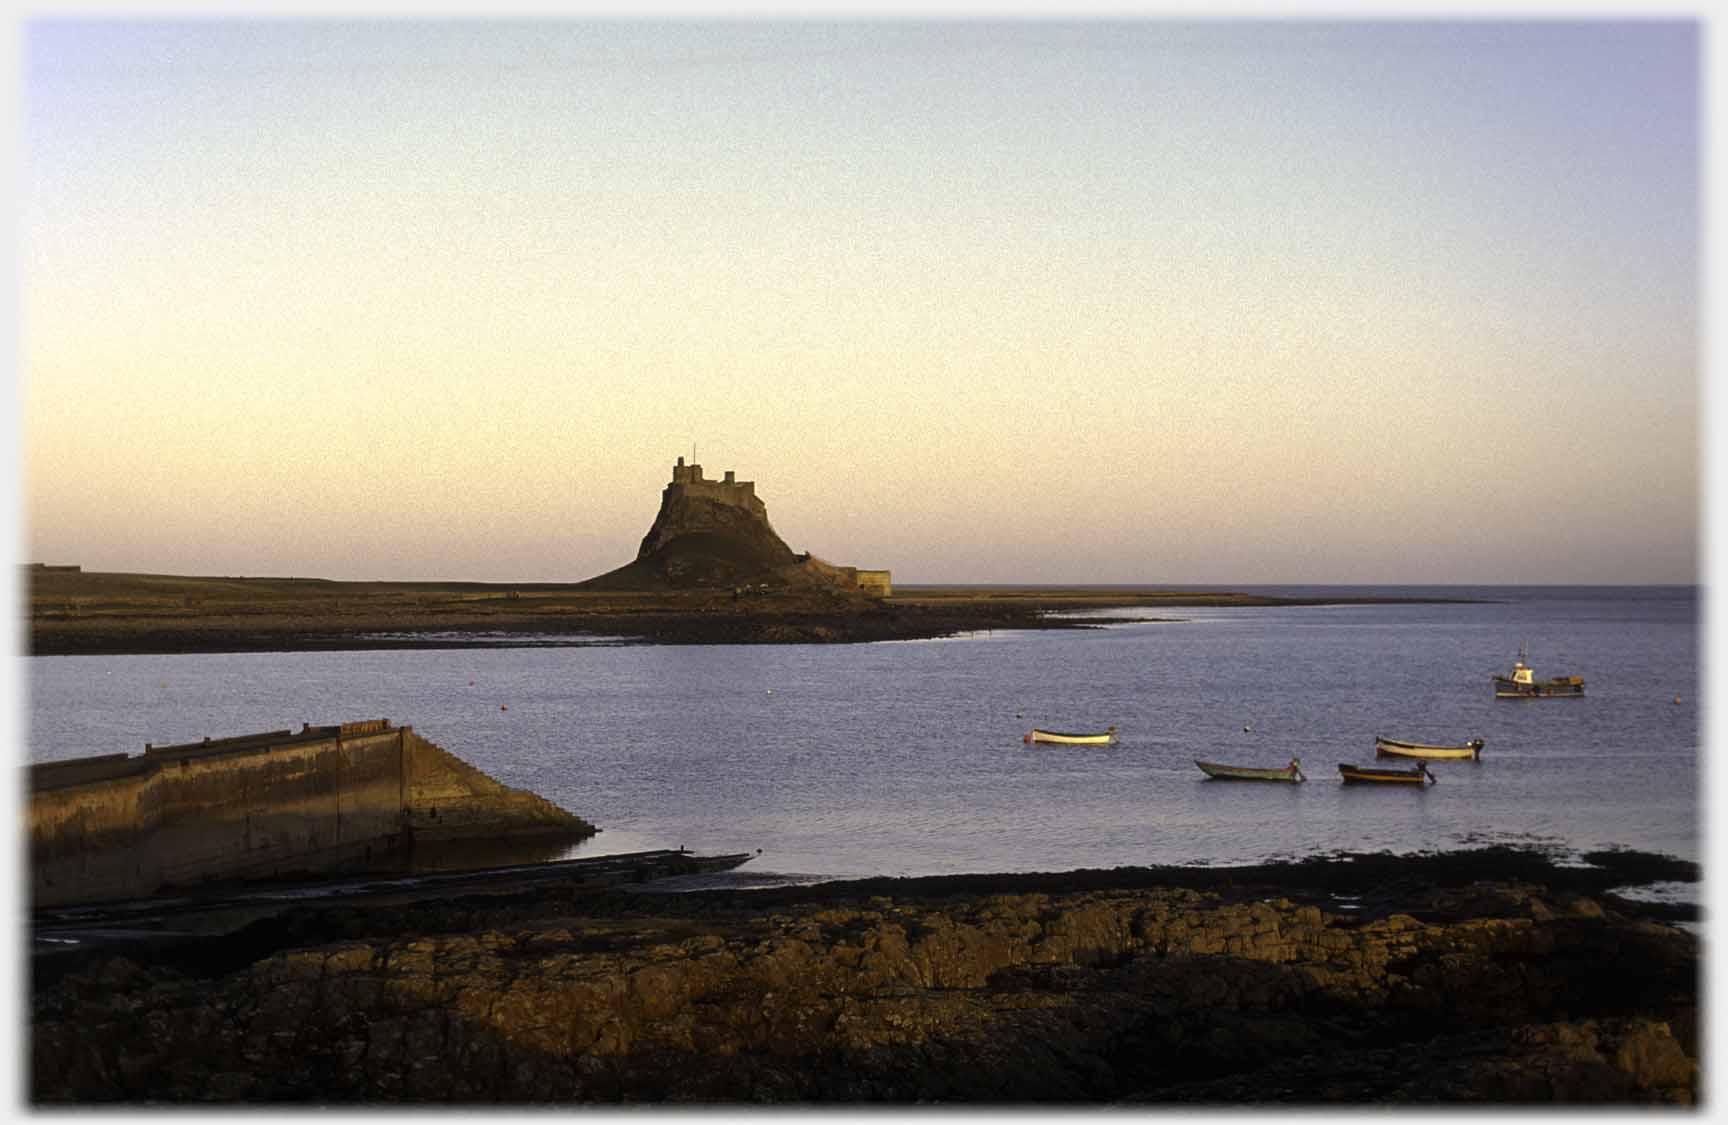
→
(30, 847, 1697, 1105)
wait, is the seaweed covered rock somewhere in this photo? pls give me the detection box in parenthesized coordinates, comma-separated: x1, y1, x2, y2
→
(30, 857, 1698, 1105)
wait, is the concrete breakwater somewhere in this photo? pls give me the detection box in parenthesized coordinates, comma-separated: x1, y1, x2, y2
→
(29, 720, 596, 907)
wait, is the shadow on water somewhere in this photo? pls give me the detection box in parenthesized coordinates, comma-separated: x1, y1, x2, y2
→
(404, 835, 579, 874)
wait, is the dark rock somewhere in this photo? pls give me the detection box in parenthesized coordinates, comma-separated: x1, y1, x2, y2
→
(29, 851, 1697, 1105)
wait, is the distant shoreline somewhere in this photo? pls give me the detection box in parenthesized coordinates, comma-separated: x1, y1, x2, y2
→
(24, 569, 1488, 656)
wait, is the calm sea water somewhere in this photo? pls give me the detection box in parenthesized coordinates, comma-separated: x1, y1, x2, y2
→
(25, 586, 1702, 885)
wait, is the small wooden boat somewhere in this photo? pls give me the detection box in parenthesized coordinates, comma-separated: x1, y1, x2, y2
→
(1375, 736, 1484, 761)
(1493, 643, 1584, 698)
(1195, 758, 1305, 782)
(1338, 762, 1436, 785)
(1025, 726, 1117, 746)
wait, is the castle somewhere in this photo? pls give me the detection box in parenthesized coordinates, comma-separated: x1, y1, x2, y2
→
(638, 458, 891, 597)
(663, 457, 768, 519)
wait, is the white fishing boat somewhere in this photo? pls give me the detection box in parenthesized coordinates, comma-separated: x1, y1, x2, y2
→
(1493, 643, 1585, 698)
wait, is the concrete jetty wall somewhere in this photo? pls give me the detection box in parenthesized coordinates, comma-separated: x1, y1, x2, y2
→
(402, 728, 585, 844)
(30, 755, 163, 909)
(29, 720, 596, 908)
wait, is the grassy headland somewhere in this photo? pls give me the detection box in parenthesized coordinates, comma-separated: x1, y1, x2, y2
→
(24, 569, 1475, 655)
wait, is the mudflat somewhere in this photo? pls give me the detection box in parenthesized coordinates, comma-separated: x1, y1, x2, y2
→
(25, 570, 1471, 654)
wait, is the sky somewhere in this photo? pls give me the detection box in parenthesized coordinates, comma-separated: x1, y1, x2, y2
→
(17, 15, 1703, 585)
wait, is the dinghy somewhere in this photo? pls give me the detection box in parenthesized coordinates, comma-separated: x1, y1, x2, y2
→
(1338, 762, 1436, 785)
(1375, 736, 1484, 761)
(1024, 726, 1117, 746)
(1195, 758, 1305, 782)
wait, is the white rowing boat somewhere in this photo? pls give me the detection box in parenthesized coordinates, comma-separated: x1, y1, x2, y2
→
(1374, 736, 1485, 761)
(1024, 726, 1117, 746)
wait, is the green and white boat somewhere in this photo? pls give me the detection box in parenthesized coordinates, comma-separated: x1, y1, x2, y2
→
(1195, 758, 1305, 782)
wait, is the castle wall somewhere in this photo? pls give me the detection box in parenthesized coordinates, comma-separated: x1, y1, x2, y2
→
(794, 555, 854, 586)
(665, 478, 765, 517)
(795, 557, 892, 597)
(29, 720, 594, 908)
(662, 459, 766, 516)
(856, 570, 893, 597)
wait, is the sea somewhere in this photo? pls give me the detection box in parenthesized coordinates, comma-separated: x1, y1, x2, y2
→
(24, 586, 1703, 894)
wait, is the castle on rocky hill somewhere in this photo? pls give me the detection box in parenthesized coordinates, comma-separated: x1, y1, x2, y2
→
(615, 458, 891, 597)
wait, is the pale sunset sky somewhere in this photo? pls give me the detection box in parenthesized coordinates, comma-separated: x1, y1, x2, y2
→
(18, 13, 1703, 585)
